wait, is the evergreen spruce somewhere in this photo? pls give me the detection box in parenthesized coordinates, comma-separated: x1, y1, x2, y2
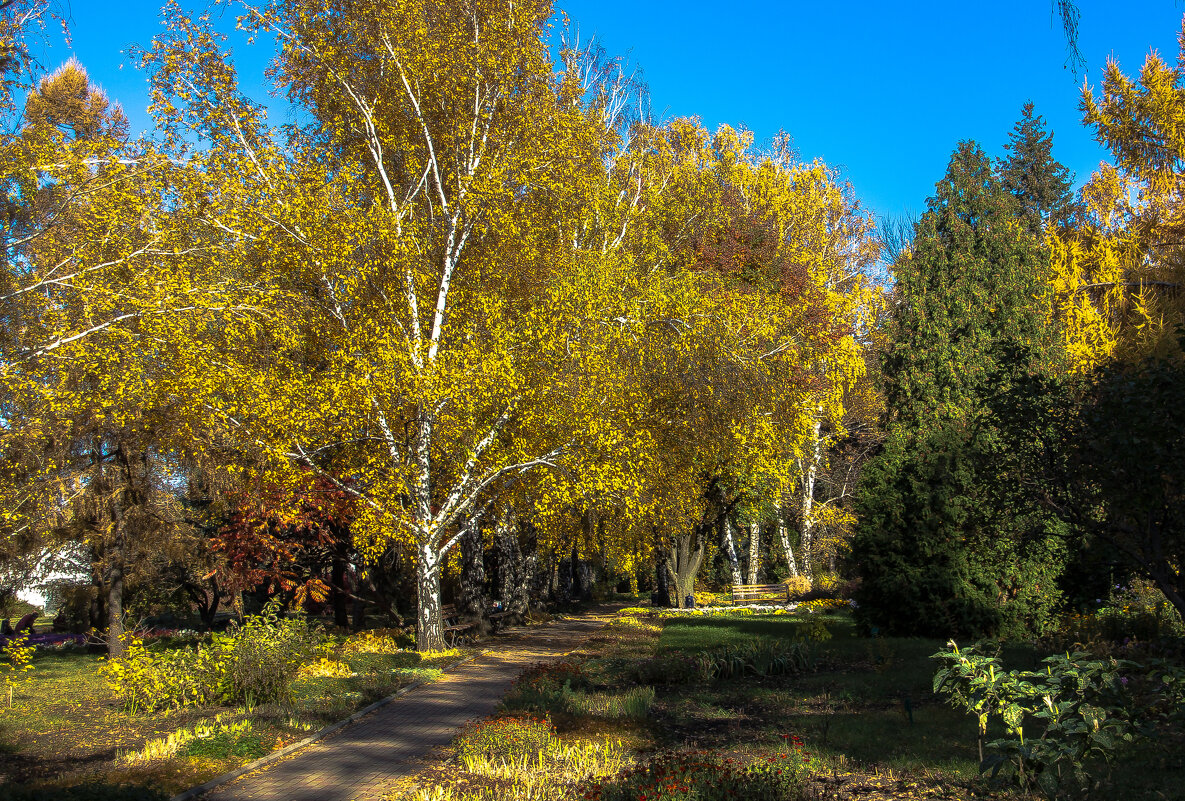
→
(852, 141, 1066, 639)
(999, 101, 1075, 234)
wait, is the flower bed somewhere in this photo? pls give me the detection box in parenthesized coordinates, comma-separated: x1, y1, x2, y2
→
(0, 632, 87, 649)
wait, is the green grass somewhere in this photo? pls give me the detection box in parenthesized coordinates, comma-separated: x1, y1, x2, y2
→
(656, 615, 812, 652)
(469, 610, 1184, 801)
(0, 638, 474, 795)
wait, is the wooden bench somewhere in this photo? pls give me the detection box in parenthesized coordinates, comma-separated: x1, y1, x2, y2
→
(488, 603, 515, 629)
(441, 604, 477, 644)
(731, 584, 791, 604)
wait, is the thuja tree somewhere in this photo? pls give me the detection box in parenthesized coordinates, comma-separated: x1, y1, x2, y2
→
(852, 141, 1067, 639)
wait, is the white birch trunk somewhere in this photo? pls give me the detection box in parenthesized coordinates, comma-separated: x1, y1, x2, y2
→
(798, 411, 823, 580)
(746, 522, 760, 585)
(415, 539, 444, 651)
(778, 520, 799, 578)
(722, 518, 743, 588)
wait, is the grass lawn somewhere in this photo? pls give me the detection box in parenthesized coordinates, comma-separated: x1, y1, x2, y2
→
(389, 608, 1185, 801)
(0, 640, 473, 797)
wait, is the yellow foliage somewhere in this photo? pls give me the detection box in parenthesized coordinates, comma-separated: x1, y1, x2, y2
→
(298, 658, 354, 679)
(1056, 25, 1185, 368)
(782, 576, 812, 599)
(341, 629, 407, 655)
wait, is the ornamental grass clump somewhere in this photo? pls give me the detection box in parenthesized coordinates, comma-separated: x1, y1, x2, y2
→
(697, 639, 813, 681)
(120, 714, 264, 763)
(453, 715, 559, 768)
(561, 685, 655, 720)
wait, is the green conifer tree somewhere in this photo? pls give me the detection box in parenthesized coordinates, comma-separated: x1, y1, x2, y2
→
(852, 141, 1066, 638)
(999, 101, 1075, 234)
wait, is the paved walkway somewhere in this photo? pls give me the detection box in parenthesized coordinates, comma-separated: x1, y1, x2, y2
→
(200, 613, 612, 801)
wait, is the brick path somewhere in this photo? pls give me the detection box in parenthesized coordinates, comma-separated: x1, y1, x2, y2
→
(199, 613, 611, 801)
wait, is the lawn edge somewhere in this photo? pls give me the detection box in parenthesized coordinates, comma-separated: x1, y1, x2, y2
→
(169, 651, 481, 801)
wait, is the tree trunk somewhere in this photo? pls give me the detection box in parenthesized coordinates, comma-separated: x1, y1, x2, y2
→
(778, 520, 800, 578)
(798, 412, 823, 579)
(496, 507, 526, 613)
(666, 528, 705, 608)
(459, 513, 488, 622)
(106, 561, 125, 658)
(415, 541, 444, 651)
(746, 522, 761, 585)
(722, 518, 743, 587)
(653, 542, 671, 607)
(330, 549, 350, 628)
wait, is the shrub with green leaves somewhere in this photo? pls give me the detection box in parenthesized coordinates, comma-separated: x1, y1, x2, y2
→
(616, 607, 649, 617)
(101, 636, 223, 713)
(210, 602, 325, 706)
(101, 601, 325, 711)
(930, 640, 1176, 796)
(3, 632, 36, 705)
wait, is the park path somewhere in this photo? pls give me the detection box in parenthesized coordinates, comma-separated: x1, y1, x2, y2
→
(197, 611, 613, 801)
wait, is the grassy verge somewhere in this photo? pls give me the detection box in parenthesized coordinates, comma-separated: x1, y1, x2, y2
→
(388, 608, 1185, 801)
(0, 640, 473, 797)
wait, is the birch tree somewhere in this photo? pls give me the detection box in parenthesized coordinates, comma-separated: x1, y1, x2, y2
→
(144, 0, 643, 649)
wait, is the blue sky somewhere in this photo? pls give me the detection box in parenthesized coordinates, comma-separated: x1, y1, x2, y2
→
(49, 1, 1185, 223)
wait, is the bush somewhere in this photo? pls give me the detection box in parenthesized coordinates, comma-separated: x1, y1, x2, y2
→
(931, 640, 1185, 796)
(298, 657, 354, 678)
(615, 607, 649, 617)
(341, 628, 409, 654)
(693, 591, 723, 607)
(852, 425, 1067, 639)
(211, 602, 325, 706)
(101, 601, 325, 711)
(798, 598, 849, 614)
(782, 576, 811, 599)
(3, 633, 36, 705)
(101, 637, 223, 712)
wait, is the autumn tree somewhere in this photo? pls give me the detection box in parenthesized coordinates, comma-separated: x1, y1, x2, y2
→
(0, 60, 188, 655)
(1031, 18, 1185, 618)
(143, 0, 655, 650)
(215, 474, 356, 625)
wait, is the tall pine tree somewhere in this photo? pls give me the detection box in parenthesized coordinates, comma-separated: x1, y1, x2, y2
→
(999, 101, 1075, 234)
(852, 141, 1067, 638)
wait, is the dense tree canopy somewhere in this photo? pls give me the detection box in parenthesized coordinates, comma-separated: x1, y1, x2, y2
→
(3, 0, 1184, 655)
